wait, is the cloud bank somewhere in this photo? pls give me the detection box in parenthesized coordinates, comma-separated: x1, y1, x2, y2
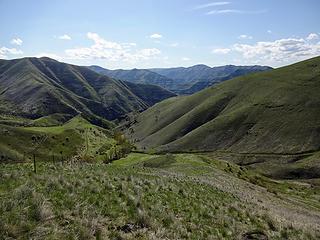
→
(0, 47, 23, 58)
(65, 32, 161, 63)
(212, 33, 320, 66)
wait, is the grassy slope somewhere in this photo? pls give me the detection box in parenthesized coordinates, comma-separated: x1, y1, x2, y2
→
(125, 57, 320, 177)
(0, 57, 174, 121)
(123, 81, 176, 106)
(0, 153, 319, 239)
(0, 115, 114, 163)
(130, 56, 320, 153)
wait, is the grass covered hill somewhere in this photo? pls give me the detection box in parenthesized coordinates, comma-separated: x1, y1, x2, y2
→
(0, 57, 175, 122)
(124, 56, 320, 177)
(0, 114, 115, 163)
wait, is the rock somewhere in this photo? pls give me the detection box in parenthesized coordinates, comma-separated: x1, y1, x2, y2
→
(242, 230, 268, 240)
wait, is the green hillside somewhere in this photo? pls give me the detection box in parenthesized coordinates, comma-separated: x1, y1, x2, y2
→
(0, 115, 115, 163)
(0, 57, 175, 122)
(124, 56, 320, 178)
(1, 153, 319, 239)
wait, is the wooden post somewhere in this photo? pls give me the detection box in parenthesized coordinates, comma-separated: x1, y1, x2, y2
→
(33, 153, 37, 173)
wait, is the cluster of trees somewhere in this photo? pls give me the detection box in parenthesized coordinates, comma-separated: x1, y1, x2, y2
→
(103, 131, 133, 163)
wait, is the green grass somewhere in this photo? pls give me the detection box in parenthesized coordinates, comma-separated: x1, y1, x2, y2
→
(1, 153, 318, 239)
(128, 56, 320, 153)
(0, 115, 114, 163)
(125, 56, 320, 178)
(31, 113, 74, 127)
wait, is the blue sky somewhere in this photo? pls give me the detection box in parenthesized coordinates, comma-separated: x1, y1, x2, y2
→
(0, 0, 319, 69)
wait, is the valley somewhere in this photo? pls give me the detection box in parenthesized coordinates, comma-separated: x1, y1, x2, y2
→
(1, 1, 319, 239)
(0, 56, 319, 239)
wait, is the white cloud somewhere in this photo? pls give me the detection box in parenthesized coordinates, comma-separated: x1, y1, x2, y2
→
(206, 9, 266, 15)
(194, 2, 230, 10)
(181, 57, 191, 61)
(267, 30, 272, 34)
(212, 48, 231, 54)
(233, 35, 320, 65)
(306, 33, 319, 41)
(58, 34, 71, 40)
(149, 33, 163, 39)
(65, 32, 161, 63)
(87, 32, 122, 49)
(238, 34, 253, 40)
(10, 38, 23, 46)
(0, 47, 23, 58)
(170, 42, 179, 47)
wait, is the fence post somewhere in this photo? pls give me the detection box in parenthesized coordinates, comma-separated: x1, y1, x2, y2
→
(33, 153, 37, 173)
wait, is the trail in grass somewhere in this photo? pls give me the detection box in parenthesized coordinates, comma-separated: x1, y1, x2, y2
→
(137, 166, 320, 233)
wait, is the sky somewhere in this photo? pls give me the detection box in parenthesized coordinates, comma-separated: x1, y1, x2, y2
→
(0, 0, 319, 69)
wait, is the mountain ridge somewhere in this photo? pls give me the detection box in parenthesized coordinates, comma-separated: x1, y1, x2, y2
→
(89, 64, 272, 94)
(0, 57, 176, 124)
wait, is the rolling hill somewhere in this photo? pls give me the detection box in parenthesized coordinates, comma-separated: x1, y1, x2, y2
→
(0, 57, 175, 123)
(124, 56, 320, 178)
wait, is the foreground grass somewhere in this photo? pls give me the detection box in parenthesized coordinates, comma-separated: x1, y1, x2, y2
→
(0, 154, 319, 239)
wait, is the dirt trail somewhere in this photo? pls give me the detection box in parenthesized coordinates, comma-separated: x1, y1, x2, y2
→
(139, 167, 320, 233)
(198, 168, 320, 232)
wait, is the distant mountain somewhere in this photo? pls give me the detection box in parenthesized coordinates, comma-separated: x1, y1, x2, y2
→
(150, 65, 273, 94)
(125, 56, 320, 178)
(0, 57, 176, 124)
(150, 64, 213, 83)
(89, 66, 175, 90)
(90, 64, 272, 95)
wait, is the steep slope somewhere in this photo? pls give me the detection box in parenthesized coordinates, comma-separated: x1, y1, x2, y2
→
(123, 81, 176, 106)
(0, 57, 175, 122)
(89, 65, 175, 90)
(126, 57, 320, 157)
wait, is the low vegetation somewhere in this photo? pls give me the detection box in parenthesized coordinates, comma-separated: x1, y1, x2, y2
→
(1, 153, 319, 239)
